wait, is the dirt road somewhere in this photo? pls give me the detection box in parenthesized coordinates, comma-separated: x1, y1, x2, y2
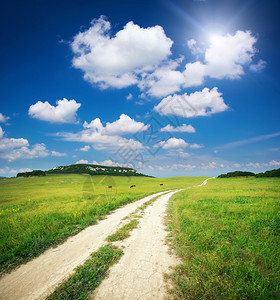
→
(91, 190, 179, 300)
(0, 191, 167, 300)
(91, 178, 211, 300)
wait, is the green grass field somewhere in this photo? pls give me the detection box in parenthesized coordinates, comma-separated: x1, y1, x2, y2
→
(168, 177, 280, 299)
(0, 174, 204, 275)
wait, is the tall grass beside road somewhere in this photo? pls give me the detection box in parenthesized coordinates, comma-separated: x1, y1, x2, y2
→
(168, 178, 280, 299)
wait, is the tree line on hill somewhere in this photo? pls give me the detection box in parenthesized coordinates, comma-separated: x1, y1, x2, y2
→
(16, 164, 150, 178)
(218, 168, 280, 178)
(17, 170, 46, 177)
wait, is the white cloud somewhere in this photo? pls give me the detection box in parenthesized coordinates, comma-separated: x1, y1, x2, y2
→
(171, 163, 197, 169)
(92, 159, 134, 168)
(0, 126, 3, 138)
(61, 130, 144, 151)
(189, 143, 204, 149)
(0, 167, 17, 175)
(0, 143, 49, 162)
(205, 30, 257, 79)
(154, 87, 228, 118)
(246, 162, 261, 168)
(70, 18, 263, 99)
(104, 114, 149, 135)
(259, 160, 280, 167)
(28, 98, 81, 124)
(160, 124, 196, 133)
(143, 30, 260, 97)
(152, 163, 196, 170)
(0, 137, 29, 151)
(232, 160, 280, 169)
(250, 59, 267, 72)
(76, 160, 88, 164)
(183, 61, 207, 87)
(83, 114, 149, 135)
(187, 39, 203, 55)
(126, 93, 133, 100)
(155, 137, 188, 149)
(0, 113, 10, 123)
(51, 151, 67, 157)
(80, 145, 90, 152)
(139, 60, 185, 97)
(268, 160, 280, 166)
(71, 16, 173, 89)
(59, 114, 146, 151)
(183, 31, 259, 86)
(0, 130, 65, 162)
(201, 162, 219, 169)
(178, 151, 191, 158)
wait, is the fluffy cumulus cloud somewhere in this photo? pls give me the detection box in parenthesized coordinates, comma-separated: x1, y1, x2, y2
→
(154, 87, 228, 118)
(160, 124, 196, 133)
(83, 114, 149, 135)
(155, 137, 188, 149)
(184, 30, 260, 85)
(71, 16, 173, 89)
(71, 18, 264, 98)
(178, 30, 263, 93)
(28, 98, 81, 124)
(59, 114, 147, 150)
(183, 61, 207, 88)
(204, 31, 256, 79)
(0, 113, 10, 123)
(138, 59, 185, 97)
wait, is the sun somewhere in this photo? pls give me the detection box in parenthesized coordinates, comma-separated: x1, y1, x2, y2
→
(208, 32, 222, 43)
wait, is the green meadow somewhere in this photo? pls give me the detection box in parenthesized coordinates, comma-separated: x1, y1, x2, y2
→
(0, 174, 204, 274)
(168, 177, 280, 299)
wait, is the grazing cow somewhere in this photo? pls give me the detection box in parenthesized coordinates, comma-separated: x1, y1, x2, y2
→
(130, 185, 136, 188)
(160, 184, 163, 186)
(108, 186, 112, 188)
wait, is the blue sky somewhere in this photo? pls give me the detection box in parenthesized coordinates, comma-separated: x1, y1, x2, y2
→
(0, 0, 279, 177)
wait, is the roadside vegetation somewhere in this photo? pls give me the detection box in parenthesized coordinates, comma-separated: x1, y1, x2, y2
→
(107, 219, 139, 242)
(47, 244, 123, 300)
(0, 174, 204, 275)
(168, 177, 280, 299)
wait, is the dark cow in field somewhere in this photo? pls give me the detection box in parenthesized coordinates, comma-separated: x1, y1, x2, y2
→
(108, 186, 112, 188)
(130, 185, 136, 188)
(160, 184, 163, 186)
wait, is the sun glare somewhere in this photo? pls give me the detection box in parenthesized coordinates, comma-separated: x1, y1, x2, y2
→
(209, 33, 222, 43)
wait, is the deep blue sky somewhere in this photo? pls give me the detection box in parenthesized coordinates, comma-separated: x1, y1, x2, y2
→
(0, 0, 279, 177)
